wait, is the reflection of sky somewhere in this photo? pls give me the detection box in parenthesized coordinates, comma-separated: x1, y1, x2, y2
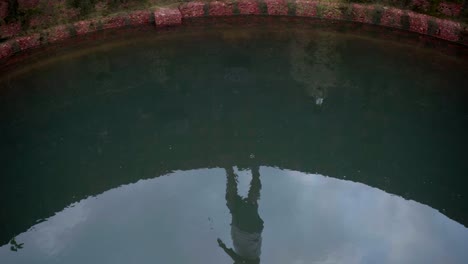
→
(260, 168, 468, 264)
(1, 167, 467, 264)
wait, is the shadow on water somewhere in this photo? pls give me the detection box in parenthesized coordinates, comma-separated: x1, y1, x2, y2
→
(0, 18, 467, 262)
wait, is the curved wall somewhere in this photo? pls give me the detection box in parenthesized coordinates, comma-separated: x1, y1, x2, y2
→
(0, 0, 467, 62)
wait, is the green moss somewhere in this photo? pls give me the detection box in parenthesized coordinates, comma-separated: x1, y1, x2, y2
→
(288, 2, 297, 16)
(67, 24, 78, 37)
(316, 4, 324, 18)
(372, 6, 383, 24)
(89, 20, 103, 31)
(401, 13, 410, 30)
(203, 2, 209, 16)
(258, 1, 268, 15)
(427, 18, 438, 35)
(124, 16, 131, 26)
(11, 41, 20, 53)
(39, 31, 48, 44)
(233, 3, 240, 15)
(96, 20, 104, 30)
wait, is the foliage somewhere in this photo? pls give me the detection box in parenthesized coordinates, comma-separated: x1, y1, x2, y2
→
(108, 0, 148, 9)
(0, 0, 467, 41)
(68, 0, 98, 15)
(5, 0, 19, 23)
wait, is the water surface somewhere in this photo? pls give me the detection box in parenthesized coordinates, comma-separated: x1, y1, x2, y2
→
(0, 19, 467, 263)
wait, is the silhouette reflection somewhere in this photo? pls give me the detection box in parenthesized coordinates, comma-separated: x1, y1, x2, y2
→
(218, 166, 264, 264)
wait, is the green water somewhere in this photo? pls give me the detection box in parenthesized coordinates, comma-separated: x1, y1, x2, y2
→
(1, 19, 468, 263)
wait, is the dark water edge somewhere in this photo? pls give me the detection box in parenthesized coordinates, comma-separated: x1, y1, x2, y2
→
(0, 17, 467, 263)
(1, 17, 468, 74)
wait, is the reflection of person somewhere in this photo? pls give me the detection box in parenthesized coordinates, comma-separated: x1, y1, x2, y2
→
(217, 166, 264, 264)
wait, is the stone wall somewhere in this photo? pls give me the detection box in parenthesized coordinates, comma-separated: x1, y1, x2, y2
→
(0, 0, 467, 62)
(1, 0, 466, 37)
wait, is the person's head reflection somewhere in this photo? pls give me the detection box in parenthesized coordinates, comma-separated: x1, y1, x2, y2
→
(217, 166, 264, 264)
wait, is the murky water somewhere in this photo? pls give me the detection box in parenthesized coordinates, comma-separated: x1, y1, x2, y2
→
(1, 19, 468, 263)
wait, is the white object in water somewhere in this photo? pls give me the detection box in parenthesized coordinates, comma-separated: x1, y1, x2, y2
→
(315, 97, 324, 106)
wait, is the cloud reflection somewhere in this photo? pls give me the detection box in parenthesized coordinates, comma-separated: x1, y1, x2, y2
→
(1, 167, 466, 264)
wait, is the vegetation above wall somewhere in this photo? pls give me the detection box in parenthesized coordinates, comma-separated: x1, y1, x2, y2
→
(0, 0, 467, 42)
